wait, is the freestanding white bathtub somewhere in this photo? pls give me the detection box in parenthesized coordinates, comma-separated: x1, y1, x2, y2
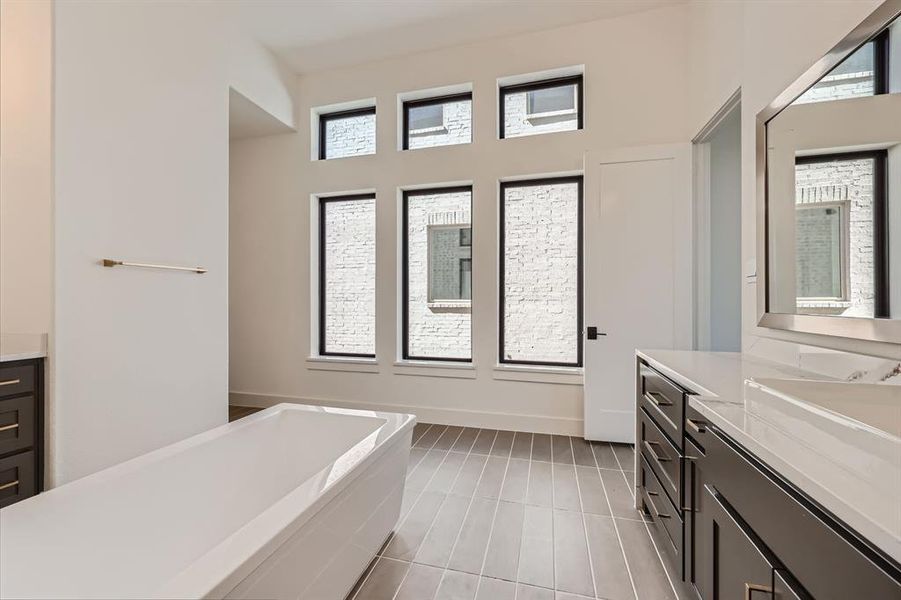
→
(0, 403, 414, 599)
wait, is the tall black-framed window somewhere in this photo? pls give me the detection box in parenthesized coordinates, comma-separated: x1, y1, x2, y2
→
(794, 150, 889, 318)
(499, 176, 583, 367)
(402, 93, 473, 150)
(402, 186, 473, 362)
(499, 75, 583, 139)
(318, 194, 376, 357)
(318, 106, 376, 160)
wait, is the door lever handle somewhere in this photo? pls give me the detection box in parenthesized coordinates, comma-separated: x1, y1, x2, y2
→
(586, 326, 606, 340)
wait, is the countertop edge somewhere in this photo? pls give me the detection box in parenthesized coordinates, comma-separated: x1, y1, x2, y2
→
(635, 348, 900, 565)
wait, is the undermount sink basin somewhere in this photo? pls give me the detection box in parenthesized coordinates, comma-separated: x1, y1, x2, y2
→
(741, 377, 900, 556)
(746, 377, 901, 439)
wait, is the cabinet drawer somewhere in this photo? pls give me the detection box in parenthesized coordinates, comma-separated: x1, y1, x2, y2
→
(639, 407, 681, 508)
(639, 365, 684, 447)
(0, 395, 35, 456)
(640, 454, 682, 563)
(0, 450, 35, 508)
(0, 363, 35, 398)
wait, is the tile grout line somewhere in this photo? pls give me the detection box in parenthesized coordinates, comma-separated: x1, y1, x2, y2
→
(550, 437, 558, 597)
(626, 439, 681, 600)
(431, 429, 499, 600)
(570, 436, 600, 600)
(512, 433, 535, 600)
(472, 433, 515, 598)
(351, 424, 453, 600)
(614, 441, 680, 599)
(388, 426, 469, 600)
(412, 423, 433, 446)
(639, 515, 683, 600)
(595, 441, 639, 600)
(610, 442, 636, 501)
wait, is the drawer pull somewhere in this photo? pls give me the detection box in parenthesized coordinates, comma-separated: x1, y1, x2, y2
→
(644, 391, 673, 408)
(0, 423, 19, 433)
(0, 480, 19, 492)
(687, 418, 707, 433)
(744, 583, 772, 599)
(0, 379, 20, 387)
(643, 440, 671, 463)
(646, 491, 671, 519)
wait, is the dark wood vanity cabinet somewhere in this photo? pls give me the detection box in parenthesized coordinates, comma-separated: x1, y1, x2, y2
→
(636, 358, 901, 600)
(0, 358, 44, 508)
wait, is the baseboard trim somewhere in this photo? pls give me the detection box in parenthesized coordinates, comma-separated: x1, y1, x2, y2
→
(229, 390, 584, 436)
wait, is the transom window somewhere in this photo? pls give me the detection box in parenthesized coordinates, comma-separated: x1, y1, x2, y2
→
(318, 107, 376, 160)
(500, 75, 583, 139)
(403, 93, 472, 150)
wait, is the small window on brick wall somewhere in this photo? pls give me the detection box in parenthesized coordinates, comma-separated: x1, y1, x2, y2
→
(403, 186, 473, 361)
(500, 177, 582, 366)
(319, 107, 376, 160)
(403, 93, 472, 150)
(500, 75, 583, 139)
(319, 194, 376, 357)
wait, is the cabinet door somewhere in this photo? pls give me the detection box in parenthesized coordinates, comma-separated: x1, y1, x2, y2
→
(695, 485, 773, 600)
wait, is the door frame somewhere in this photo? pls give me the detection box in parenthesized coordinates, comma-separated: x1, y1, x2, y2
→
(582, 143, 693, 442)
(692, 89, 741, 351)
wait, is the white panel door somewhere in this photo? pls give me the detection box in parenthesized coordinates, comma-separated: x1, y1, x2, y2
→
(583, 145, 692, 442)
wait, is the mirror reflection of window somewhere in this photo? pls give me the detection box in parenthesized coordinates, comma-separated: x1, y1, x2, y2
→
(428, 225, 472, 302)
(794, 153, 885, 317)
(796, 204, 845, 301)
(793, 41, 878, 105)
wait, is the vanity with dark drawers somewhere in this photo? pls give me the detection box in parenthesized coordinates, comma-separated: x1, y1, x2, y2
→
(635, 352, 901, 600)
(0, 358, 44, 508)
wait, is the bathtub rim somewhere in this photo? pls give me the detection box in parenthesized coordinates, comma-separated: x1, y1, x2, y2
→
(0, 403, 415, 600)
(175, 404, 415, 598)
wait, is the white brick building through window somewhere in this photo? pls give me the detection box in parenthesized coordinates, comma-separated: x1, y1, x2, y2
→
(319, 194, 376, 356)
(403, 93, 472, 150)
(500, 75, 582, 139)
(500, 177, 582, 366)
(794, 153, 885, 318)
(319, 107, 376, 160)
(403, 187, 472, 361)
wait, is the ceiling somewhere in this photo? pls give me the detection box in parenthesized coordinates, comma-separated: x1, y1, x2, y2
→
(228, 0, 683, 73)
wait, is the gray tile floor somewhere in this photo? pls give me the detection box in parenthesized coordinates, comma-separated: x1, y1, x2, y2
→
(345, 423, 681, 600)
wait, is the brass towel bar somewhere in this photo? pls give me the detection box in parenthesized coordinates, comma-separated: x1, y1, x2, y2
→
(101, 259, 207, 274)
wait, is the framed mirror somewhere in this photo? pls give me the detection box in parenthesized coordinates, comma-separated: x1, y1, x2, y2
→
(757, 0, 901, 342)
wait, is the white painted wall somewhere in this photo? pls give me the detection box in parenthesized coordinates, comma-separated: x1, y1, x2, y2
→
(707, 106, 742, 351)
(228, 5, 692, 434)
(688, 0, 900, 367)
(51, 1, 295, 485)
(0, 0, 52, 336)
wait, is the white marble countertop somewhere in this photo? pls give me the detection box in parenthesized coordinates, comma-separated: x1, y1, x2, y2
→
(0, 333, 47, 362)
(637, 349, 901, 564)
